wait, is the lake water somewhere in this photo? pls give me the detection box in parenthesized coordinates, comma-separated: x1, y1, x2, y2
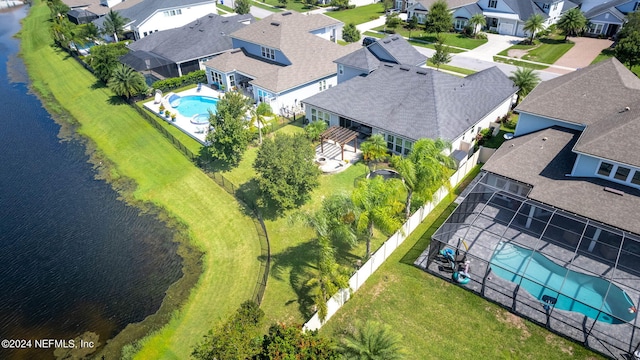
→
(0, 6, 182, 359)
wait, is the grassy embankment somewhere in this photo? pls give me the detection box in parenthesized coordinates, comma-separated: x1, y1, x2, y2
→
(20, 1, 260, 359)
(321, 167, 604, 360)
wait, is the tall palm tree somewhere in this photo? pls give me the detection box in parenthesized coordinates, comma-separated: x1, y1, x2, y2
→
(391, 138, 454, 219)
(338, 321, 404, 360)
(108, 64, 147, 99)
(523, 14, 545, 44)
(352, 177, 403, 258)
(557, 8, 586, 40)
(360, 134, 387, 167)
(509, 67, 541, 102)
(468, 13, 486, 37)
(103, 10, 129, 42)
(251, 102, 272, 145)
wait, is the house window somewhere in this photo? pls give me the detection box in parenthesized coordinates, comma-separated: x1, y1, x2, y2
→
(597, 162, 613, 177)
(311, 108, 330, 126)
(163, 9, 182, 16)
(614, 166, 631, 181)
(211, 71, 223, 85)
(319, 80, 327, 91)
(261, 46, 275, 60)
(338, 64, 344, 75)
(488, 0, 497, 8)
(386, 134, 394, 150)
(632, 171, 640, 185)
(143, 31, 148, 36)
(395, 139, 403, 153)
(229, 74, 236, 89)
(587, 23, 604, 34)
(454, 18, 467, 30)
(403, 140, 413, 155)
(258, 88, 272, 102)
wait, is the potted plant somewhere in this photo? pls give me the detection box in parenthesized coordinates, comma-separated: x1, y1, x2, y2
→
(159, 104, 165, 113)
(164, 110, 171, 118)
(171, 113, 177, 122)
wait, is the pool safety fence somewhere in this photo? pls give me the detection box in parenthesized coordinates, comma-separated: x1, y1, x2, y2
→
(302, 151, 481, 331)
(421, 175, 640, 359)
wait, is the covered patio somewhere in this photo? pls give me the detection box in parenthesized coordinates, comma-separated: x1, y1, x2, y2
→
(316, 126, 361, 174)
(415, 173, 640, 359)
(319, 126, 358, 161)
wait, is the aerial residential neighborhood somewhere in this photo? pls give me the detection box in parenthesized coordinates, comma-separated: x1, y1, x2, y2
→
(3, 0, 640, 358)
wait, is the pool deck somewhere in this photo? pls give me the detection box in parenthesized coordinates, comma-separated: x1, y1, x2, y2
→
(415, 194, 640, 358)
(143, 85, 223, 144)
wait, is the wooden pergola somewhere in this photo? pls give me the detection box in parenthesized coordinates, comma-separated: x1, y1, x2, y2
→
(320, 126, 359, 161)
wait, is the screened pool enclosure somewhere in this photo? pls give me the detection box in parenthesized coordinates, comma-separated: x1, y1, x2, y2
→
(416, 172, 640, 359)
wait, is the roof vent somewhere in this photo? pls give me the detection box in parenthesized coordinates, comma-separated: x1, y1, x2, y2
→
(604, 187, 624, 196)
(383, 64, 393, 68)
(209, 14, 214, 18)
(222, 20, 228, 23)
(399, 66, 410, 71)
(231, 49, 242, 54)
(271, 21, 281, 26)
(282, 11, 292, 15)
(383, 39, 391, 43)
(542, 136, 548, 141)
(199, 29, 204, 32)
(391, 36, 399, 41)
(626, 106, 631, 111)
(416, 70, 427, 75)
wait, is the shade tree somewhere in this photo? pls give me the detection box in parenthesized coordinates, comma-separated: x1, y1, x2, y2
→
(206, 91, 252, 165)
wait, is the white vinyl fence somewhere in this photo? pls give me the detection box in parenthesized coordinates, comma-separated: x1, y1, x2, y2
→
(303, 151, 480, 331)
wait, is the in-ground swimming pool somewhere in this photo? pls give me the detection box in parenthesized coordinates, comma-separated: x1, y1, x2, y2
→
(173, 95, 219, 118)
(490, 242, 636, 324)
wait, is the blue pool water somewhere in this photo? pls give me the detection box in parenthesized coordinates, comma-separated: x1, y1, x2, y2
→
(173, 95, 218, 117)
(490, 242, 636, 324)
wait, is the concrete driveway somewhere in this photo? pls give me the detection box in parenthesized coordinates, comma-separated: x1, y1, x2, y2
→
(547, 37, 614, 74)
(457, 33, 524, 62)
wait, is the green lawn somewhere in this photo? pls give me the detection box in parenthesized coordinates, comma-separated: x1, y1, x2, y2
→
(498, 37, 574, 65)
(325, 3, 384, 25)
(217, 3, 235, 13)
(320, 168, 604, 360)
(252, 0, 311, 13)
(373, 26, 487, 50)
(591, 48, 614, 64)
(493, 56, 548, 70)
(21, 2, 261, 359)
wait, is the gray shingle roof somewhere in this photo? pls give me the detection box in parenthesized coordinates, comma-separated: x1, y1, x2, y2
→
(204, 11, 359, 93)
(460, 3, 483, 15)
(502, 0, 548, 21)
(126, 14, 253, 64)
(374, 35, 427, 66)
(516, 58, 640, 168)
(584, 0, 629, 18)
(412, 0, 478, 10)
(94, 0, 212, 29)
(561, 0, 579, 12)
(303, 65, 516, 142)
(334, 48, 380, 72)
(482, 126, 640, 236)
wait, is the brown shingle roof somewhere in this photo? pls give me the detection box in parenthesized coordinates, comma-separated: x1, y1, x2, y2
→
(206, 11, 359, 93)
(516, 58, 640, 168)
(483, 126, 640, 236)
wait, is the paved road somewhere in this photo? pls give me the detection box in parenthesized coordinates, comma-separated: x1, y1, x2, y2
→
(414, 46, 562, 81)
(249, 5, 276, 19)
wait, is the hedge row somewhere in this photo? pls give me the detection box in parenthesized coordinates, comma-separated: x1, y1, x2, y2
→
(152, 70, 207, 92)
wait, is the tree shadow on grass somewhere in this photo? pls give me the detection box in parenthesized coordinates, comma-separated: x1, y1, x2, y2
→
(262, 239, 319, 319)
(107, 95, 128, 106)
(91, 80, 107, 90)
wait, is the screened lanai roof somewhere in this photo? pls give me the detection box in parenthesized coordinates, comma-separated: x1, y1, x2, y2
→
(422, 174, 640, 359)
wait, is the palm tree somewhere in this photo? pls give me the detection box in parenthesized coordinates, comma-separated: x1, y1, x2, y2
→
(557, 8, 586, 41)
(108, 64, 147, 99)
(391, 138, 454, 219)
(251, 102, 272, 145)
(352, 177, 403, 258)
(509, 67, 541, 102)
(338, 321, 404, 360)
(523, 14, 545, 44)
(468, 13, 486, 37)
(103, 10, 129, 42)
(360, 134, 387, 168)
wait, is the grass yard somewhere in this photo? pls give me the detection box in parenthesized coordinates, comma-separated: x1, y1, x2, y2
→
(498, 37, 574, 65)
(325, 3, 385, 25)
(21, 2, 261, 359)
(321, 167, 604, 360)
(252, 0, 312, 13)
(493, 56, 548, 70)
(373, 26, 487, 50)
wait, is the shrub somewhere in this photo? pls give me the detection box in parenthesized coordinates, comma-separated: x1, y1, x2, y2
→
(152, 70, 207, 92)
(476, 32, 488, 40)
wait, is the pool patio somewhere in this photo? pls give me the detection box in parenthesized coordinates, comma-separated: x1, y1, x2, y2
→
(416, 173, 640, 359)
(143, 84, 222, 144)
